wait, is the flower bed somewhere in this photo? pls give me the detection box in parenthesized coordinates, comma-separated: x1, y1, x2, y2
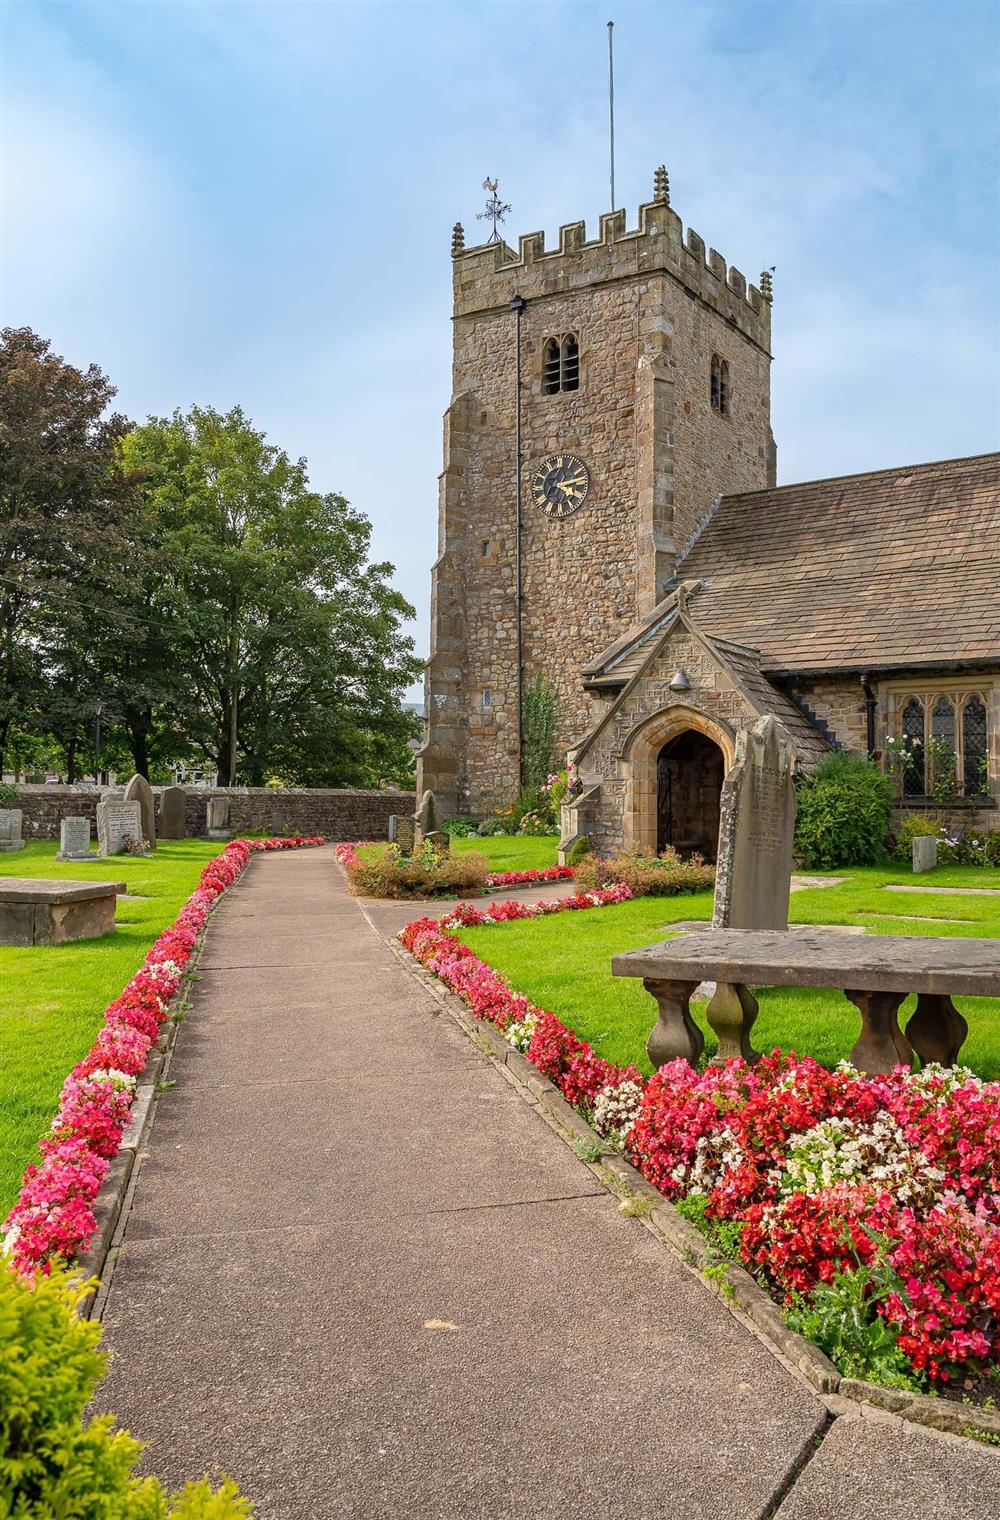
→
(2, 836, 323, 1275)
(401, 907, 1000, 1394)
(334, 841, 575, 897)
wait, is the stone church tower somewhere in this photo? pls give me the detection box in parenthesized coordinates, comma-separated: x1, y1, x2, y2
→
(417, 170, 777, 819)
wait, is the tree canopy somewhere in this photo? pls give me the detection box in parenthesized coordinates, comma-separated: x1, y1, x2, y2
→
(0, 331, 422, 787)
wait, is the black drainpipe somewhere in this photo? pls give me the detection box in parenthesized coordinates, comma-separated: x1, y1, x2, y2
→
(510, 294, 526, 784)
(861, 673, 877, 759)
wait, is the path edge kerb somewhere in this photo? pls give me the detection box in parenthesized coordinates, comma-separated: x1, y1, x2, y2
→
(351, 879, 1000, 1450)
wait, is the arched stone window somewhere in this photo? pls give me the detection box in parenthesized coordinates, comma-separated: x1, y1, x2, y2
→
(542, 334, 580, 394)
(901, 697, 925, 796)
(710, 354, 721, 411)
(719, 359, 731, 415)
(963, 694, 989, 795)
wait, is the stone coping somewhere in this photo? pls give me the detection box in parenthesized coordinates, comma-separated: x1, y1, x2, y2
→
(0, 876, 127, 905)
(613, 928, 1000, 996)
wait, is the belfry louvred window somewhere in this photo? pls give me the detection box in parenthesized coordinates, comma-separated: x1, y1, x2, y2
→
(542, 334, 580, 394)
(710, 355, 730, 415)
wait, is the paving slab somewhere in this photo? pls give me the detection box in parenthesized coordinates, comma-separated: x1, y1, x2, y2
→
(773, 1409, 1000, 1519)
(883, 883, 1000, 897)
(98, 1204, 823, 1520)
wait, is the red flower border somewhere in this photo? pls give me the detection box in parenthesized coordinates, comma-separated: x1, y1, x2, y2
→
(3, 836, 324, 1275)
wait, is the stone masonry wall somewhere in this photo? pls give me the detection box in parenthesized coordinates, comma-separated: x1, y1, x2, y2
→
(13, 786, 414, 842)
(420, 189, 774, 818)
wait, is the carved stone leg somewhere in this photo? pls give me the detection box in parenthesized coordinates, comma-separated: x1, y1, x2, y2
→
(845, 989, 913, 1075)
(643, 978, 703, 1069)
(707, 982, 761, 1065)
(905, 994, 969, 1067)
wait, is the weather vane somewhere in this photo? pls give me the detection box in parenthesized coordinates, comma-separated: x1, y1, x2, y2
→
(476, 177, 511, 244)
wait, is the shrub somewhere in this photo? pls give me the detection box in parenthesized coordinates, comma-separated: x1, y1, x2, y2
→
(521, 675, 558, 794)
(0, 781, 17, 809)
(794, 753, 895, 868)
(0, 1262, 250, 1518)
(443, 817, 478, 837)
(347, 844, 490, 898)
(575, 847, 715, 897)
(565, 836, 591, 866)
(891, 811, 950, 863)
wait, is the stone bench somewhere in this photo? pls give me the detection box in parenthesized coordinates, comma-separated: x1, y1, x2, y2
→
(611, 928, 1000, 1075)
(0, 877, 128, 947)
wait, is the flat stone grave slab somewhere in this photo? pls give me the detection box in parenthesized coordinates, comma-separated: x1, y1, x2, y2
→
(883, 883, 1000, 897)
(613, 928, 1000, 1074)
(790, 875, 848, 891)
(0, 876, 127, 947)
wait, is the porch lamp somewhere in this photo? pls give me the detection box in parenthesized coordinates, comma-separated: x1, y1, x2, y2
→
(668, 669, 692, 693)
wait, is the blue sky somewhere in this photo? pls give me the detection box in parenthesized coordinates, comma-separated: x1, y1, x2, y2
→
(3, 0, 999, 696)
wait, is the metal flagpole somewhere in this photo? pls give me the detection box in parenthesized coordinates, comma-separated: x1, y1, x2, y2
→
(608, 20, 615, 211)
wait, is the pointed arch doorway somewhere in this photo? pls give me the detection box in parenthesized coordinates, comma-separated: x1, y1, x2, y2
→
(656, 729, 725, 860)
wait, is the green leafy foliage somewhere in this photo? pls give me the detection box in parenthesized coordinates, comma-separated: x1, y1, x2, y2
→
(794, 753, 895, 868)
(674, 1192, 745, 1262)
(521, 675, 557, 793)
(0, 1261, 250, 1517)
(0, 782, 16, 809)
(784, 1265, 924, 1390)
(565, 836, 591, 866)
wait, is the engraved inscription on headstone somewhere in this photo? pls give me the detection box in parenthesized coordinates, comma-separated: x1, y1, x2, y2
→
(0, 807, 24, 853)
(97, 799, 144, 857)
(713, 715, 797, 931)
(57, 816, 92, 861)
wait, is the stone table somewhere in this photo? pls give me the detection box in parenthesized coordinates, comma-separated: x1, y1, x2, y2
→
(612, 928, 1000, 1074)
(0, 877, 128, 947)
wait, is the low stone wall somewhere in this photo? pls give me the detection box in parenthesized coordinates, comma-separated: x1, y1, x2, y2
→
(12, 785, 415, 843)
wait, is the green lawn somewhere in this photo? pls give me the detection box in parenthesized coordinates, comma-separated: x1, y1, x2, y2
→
(458, 865, 1000, 1080)
(0, 840, 225, 1217)
(360, 835, 559, 872)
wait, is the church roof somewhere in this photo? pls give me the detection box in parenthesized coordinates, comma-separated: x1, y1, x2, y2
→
(676, 452, 1000, 674)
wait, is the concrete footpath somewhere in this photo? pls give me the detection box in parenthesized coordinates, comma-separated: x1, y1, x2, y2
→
(95, 847, 1000, 1519)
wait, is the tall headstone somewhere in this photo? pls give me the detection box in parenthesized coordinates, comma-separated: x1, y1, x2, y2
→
(706, 717, 797, 1065)
(206, 795, 232, 841)
(57, 816, 93, 861)
(387, 814, 399, 844)
(413, 789, 449, 854)
(122, 774, 156, 851)
(97, 799, 144, 857)
(0, 808, 24, 853)
(160, 785, 187, 840)
(713, 716, 797, 931)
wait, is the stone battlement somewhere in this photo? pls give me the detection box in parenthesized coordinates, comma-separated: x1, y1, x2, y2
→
(453, 194, 771, 350)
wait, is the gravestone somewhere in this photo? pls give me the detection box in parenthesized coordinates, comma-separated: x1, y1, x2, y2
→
(57, 816, 93, 861)
(0, 808, 24, 853)
(713, 716, 797, 931)
(206, 796, 232, 841)
(394, 815, 415, 854)
(160, 785, 187, 840)
(413, 789, 449, 853)
(97, 799, 144, 857)
(387, 814, 399, 844)
(913, 836, 938, 873)
(123, 774, 156, 851)
(707, 717, 797, 1064)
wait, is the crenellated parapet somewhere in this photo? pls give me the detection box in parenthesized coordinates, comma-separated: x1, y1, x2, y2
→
(452, 184, 771, 351)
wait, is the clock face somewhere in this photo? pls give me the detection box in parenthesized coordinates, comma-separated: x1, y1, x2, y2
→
(531, 453, 590, 519)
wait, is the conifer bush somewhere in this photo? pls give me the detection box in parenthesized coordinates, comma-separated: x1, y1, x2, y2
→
(794, 753, 895, 869)
(0, 1262, 250, 1517)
